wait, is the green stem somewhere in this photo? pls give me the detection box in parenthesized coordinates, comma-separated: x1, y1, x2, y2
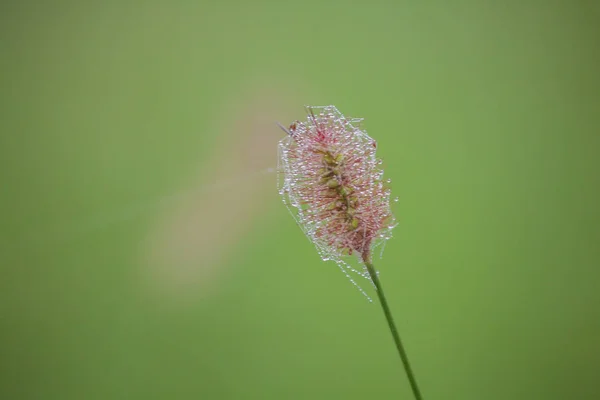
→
(365, 261, 424, 400)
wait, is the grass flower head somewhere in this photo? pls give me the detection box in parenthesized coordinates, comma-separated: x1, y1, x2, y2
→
(278, 105, 397, 294)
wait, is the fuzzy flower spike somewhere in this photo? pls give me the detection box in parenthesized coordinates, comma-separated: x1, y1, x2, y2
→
(278, 105, 397, 294)
(277, 106, 424, 400)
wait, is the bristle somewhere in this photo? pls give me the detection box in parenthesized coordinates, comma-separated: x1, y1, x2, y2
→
(276, 121, 293, 136)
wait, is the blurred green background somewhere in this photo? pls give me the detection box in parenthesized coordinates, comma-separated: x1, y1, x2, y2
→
(1, 1, 599, 399)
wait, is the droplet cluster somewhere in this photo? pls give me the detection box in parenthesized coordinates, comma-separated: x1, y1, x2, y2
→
(278, 106, 397, 296)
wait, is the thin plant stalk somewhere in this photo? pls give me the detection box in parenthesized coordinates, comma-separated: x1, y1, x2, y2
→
(364, 259, 424, 400)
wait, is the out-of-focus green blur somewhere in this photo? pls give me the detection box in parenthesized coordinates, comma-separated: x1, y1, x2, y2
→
(1, 1, 599, 399)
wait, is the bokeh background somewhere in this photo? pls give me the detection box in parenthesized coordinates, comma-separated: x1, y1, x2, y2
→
(1, 1, 599, 399)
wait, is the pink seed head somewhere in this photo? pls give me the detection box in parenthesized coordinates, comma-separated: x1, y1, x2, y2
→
(278, 106, 397, 267)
